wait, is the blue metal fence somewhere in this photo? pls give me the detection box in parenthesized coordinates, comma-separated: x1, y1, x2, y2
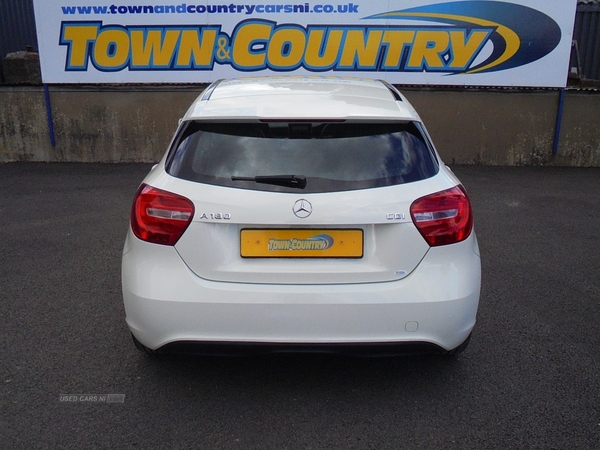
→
(574, 1, 600, 81)
(0, 0, 38, 82)
(0, 0, 38, 57)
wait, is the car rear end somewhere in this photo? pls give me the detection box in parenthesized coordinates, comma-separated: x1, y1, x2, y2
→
(122, 77, 480, 355)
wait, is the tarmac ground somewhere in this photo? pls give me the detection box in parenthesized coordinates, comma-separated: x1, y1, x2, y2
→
(1, 163, 599, 449)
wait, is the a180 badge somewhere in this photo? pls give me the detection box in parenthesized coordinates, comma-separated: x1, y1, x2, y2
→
(198, 213, 231, 220)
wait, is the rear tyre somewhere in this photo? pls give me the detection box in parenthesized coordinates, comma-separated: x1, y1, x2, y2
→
(131, 333, 160, 356)
(445, 333, 472, 356)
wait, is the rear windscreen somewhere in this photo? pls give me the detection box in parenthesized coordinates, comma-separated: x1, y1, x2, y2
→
(166, 121, 439, 193)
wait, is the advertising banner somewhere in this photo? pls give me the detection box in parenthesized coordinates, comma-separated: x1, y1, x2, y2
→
(33, 0, 578, 86)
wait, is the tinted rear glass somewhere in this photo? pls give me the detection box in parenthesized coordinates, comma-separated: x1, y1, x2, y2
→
(166, 121, 438, 193)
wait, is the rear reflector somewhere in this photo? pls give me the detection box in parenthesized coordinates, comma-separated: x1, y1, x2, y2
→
(131, 184, 194, 246)
(410, 185, 473, 246)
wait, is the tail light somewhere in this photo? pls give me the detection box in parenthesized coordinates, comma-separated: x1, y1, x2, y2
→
(410, 185, 473, 246)
(131, 184, 194, 246)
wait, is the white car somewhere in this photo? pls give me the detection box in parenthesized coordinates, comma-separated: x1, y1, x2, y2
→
(122, 76, 481, 356)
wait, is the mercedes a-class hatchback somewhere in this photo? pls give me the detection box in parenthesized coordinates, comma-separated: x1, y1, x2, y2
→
(122, 76, 481, 356)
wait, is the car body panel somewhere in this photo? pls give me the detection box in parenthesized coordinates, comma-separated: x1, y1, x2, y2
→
(123, 230, 480, 351)
(140, 165, 464, 284)
(185, 77, 421, 122)
(122, 76, 481, 354)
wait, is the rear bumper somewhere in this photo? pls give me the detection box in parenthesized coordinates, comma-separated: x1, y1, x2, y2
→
(155, 340, 463, 356)
(122, 231, 481, 353)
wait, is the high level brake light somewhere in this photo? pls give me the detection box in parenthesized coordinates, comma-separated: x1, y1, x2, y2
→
(131, 184, 194, 246)
(410, 185, 473, 246)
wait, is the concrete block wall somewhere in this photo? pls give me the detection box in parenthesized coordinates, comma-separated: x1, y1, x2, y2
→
(0, 85, 599, 166)
(0, 85, 201, 162)
(403, 88, 600, 167)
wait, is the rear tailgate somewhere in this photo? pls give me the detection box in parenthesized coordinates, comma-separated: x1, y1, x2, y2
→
(173, 182, 434, 285)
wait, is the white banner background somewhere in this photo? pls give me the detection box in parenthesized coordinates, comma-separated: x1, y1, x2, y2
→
(33, 0, 578, 86)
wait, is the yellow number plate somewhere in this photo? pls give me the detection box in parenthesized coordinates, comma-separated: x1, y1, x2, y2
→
(241, 229, 363, 258)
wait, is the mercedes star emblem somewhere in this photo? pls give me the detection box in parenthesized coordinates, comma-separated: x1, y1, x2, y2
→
(293, 199, 313, 218)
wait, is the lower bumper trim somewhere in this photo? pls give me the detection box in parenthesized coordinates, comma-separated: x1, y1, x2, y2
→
(155, 340, 462, 357)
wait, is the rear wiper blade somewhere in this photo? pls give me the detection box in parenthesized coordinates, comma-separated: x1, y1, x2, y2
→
(231, 174, 307, 189)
